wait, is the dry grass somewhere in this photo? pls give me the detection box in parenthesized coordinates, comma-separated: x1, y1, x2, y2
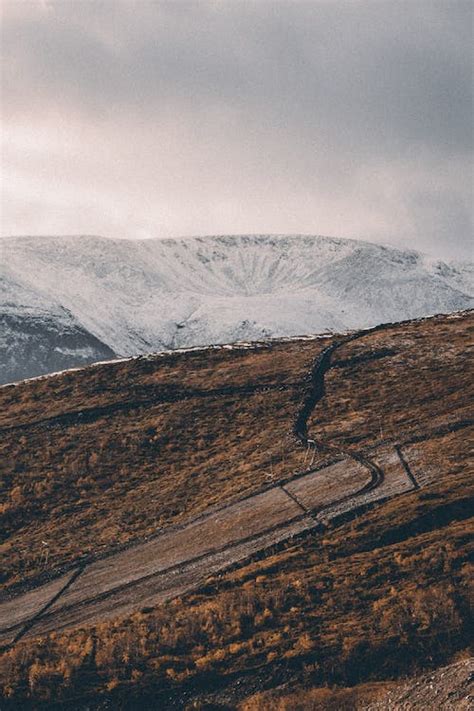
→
(0, 312, 472, 707)
(0, 339, 321, 591)
(1, 315, 471, 594)
(238, 681, 393, 710)
(1, 469, 472, 706)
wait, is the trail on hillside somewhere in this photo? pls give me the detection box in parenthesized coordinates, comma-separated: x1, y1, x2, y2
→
(293, 330, 385, 496)
(1, 326, 414, 648)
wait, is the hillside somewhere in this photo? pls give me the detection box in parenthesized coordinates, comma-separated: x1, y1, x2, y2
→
(0, 310, 472, 708)
(1, 234, 473, 382)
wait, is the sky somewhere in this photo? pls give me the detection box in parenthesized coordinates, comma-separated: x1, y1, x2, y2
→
(1, 0, 473, 260)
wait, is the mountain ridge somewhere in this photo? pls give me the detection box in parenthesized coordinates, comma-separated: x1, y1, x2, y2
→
(1, 234, 472, 383)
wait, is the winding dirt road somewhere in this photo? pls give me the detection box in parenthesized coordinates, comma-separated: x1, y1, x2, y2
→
(294, 332, 386, 496)
(0, 327, 419, 648)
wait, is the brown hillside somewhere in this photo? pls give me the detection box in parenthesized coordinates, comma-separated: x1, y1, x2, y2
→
(0, 311, 472, 708)
(1, 336, 328, 593)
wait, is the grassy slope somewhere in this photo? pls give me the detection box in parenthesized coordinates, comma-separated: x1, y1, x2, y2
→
(1, 338, 324, 593)
(0, 311, 473, 707)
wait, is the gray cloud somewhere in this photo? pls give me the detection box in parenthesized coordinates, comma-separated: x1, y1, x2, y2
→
(1, 0, 472, 259)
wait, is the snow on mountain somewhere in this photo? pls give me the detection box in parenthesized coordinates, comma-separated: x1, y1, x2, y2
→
(0, 269, 115, 384)
(1, 234, 472, 383)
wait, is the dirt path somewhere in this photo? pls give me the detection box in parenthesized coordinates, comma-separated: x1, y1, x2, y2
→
(0, 326, 418, 648)
(293, 331, 385, 494)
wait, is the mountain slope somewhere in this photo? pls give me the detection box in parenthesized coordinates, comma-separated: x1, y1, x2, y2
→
(0, 311, 472, 708)
(1, 234, 472, 382)
(0, 272, 115, 384)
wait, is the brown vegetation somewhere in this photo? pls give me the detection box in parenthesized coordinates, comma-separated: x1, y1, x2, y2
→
(0, 339, 322, 592)
(1, 314, 471, 594)
(0, 311, 472, 707)
(1, 467, 472, 706)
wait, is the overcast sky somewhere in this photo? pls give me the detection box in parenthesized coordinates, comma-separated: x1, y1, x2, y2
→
(1, 0, 472, 259)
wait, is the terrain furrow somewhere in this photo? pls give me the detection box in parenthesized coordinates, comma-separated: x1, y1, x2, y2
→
(0, 381, 297, 434)
(394, 445, 420, 490)
(293, 329, 385, 501)
(0, 566, 86, 651)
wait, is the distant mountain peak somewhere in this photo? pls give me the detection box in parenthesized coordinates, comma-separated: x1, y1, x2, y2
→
(1, 234, 472, 383)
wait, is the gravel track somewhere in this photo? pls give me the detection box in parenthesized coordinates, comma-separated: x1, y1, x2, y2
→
(0, 324, 421, 647)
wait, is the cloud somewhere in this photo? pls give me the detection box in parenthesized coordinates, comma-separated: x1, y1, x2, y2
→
(1, 0, 472, 259)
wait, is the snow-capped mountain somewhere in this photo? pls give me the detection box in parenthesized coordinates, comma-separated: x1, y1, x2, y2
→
(0, 271, 114, 384)
(1, 234, 472, 383)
